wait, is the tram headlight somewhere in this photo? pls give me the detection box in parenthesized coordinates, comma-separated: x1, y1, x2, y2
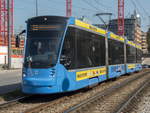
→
(49, 71, 55, 78)
(23, 73, 26, 77)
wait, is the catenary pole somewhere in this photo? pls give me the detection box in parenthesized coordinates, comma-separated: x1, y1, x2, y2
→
(36, 0, 38, 16)
(7, 0, 11, 69)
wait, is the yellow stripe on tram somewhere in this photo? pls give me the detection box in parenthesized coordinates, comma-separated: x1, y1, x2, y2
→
(75, 20, 106, 35)
(76, 67, 106, 81)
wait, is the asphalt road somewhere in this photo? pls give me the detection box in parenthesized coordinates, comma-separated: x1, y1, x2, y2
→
(0, 70, 22, 94)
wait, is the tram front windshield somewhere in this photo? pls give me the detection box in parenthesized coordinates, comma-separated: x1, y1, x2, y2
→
(24, 18, 67, 68)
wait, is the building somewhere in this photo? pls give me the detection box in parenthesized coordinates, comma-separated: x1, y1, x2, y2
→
(141, 31, 148, 54)
(0, 35, 24, 68)
(109, 16, 141, 43)
(93, 12, 142, 45)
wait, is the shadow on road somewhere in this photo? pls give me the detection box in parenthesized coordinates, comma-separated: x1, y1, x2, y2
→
(0, 83, 21, 95)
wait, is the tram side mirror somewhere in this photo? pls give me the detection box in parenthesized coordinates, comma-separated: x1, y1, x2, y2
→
(15, 30, 26, 48)
(15, 35, 20, 48)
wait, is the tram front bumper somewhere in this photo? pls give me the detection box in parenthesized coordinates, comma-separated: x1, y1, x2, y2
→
(22, 78, 58, 94)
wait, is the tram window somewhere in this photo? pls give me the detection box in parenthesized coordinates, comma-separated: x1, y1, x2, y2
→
(91, 35, 105, 66)
(76, 30, 92, 68)
(61, 27, 106, 69)
(60, 27, 76, 69)
(76, 29, 105, 68)
(108, 39, 124, 65)
(126, 45, 136, 63)
(100, 37, 106, 66)
(136, 49, 142, 63)
(92, 38, 101, 66)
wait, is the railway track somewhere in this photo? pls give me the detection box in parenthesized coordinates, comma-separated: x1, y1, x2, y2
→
(0, 70, 149, 113)
(0, 88, 83, 113)
(114, 79, 150, 113)
(0, 95, 31, 109)
(23, 95, 68, 113)
(23, 70, 150, 113)
(63, 71, 150, 113)
(0, 93, 68, 113)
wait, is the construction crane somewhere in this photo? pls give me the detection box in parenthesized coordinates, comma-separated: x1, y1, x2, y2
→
(66, 0, 72, 17)
(118, 0, 124, 36)
(0, 0, 14, 46)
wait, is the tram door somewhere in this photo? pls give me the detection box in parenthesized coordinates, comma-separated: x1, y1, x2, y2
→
(88, 37, 100, 86)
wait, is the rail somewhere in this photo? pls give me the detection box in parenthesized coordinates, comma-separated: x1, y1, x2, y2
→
(114, 79, 150, 113)
(0, 95, 31, 109)
(63, 71, 150, 113)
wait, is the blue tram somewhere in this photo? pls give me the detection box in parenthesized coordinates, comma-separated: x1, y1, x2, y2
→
(21, 16, 142, 94)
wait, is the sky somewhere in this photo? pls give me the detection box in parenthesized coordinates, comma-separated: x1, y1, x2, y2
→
(14, 0, 150, 33)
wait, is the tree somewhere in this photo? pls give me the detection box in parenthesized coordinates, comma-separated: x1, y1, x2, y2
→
(147, 28, 150, 53)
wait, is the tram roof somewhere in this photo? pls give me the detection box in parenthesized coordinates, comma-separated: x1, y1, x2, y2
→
(69, 17, 126, 42)
(26, 16, 142, 49)
(69, 17, 107, 36)
(69, 18, 142, 49)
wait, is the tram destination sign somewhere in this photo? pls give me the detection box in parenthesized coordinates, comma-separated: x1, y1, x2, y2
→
(30, 25, 61, 31)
